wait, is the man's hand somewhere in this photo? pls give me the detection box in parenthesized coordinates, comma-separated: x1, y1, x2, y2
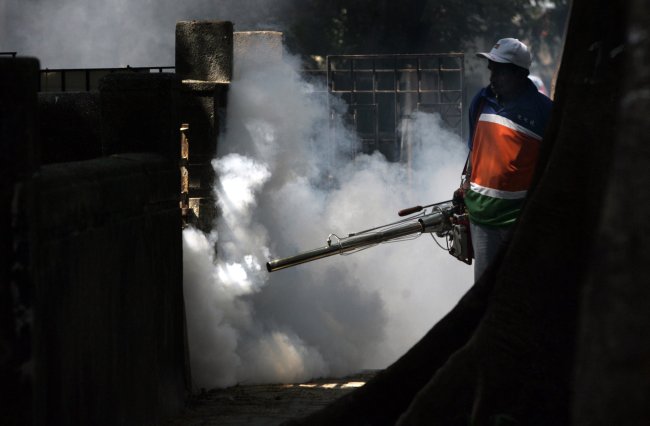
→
(461, 177, 470, 191)
(453, 187, 465, 204)
(453, 177, 470, 208)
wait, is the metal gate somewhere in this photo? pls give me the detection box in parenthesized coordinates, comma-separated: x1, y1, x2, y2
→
(327, 54, 464, 162)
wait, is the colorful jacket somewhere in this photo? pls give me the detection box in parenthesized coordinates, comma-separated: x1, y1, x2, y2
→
(465, 80, 553, 227)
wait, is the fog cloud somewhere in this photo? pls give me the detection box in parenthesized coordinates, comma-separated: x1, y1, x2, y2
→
(1, 0, 291, 68)
(183, 44, 472, 389)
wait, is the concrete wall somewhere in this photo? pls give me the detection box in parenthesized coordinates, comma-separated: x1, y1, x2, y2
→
(0, 56, 40, 426)
(38, 92, 102, 164)
(32, 154, 187, 426)
(2, 58, 192, 424)
(1, 20, 239, 425)
(100, 73, 182, 162)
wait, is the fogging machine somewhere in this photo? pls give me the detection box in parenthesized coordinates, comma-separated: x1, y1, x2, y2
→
(266, 198, 473, 273)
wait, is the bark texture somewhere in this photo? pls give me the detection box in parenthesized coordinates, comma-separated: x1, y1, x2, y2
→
(571, 0, 650, 424)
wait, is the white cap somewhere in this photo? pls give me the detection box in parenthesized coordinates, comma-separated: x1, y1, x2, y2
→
(476, 38, 532, 70)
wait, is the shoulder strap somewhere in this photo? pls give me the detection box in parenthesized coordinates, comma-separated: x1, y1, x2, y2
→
(462, 97, 486, 177)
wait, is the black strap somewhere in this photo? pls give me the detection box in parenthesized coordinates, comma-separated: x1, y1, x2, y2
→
(462, 97, 486, 180)
(462, 151, 471, 176)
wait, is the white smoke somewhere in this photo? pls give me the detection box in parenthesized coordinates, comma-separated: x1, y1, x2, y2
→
(1, 0, 291, 68)
(5, 0, 471, 387)
(182, 44, 473, 390)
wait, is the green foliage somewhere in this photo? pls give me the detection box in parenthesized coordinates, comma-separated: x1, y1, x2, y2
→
(283, 0, 569, 71)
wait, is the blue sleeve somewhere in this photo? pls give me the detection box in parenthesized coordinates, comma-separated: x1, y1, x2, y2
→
(467, 91, 483, 150)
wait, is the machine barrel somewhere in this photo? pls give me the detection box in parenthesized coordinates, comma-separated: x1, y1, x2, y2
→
(266, 206, 451, 272)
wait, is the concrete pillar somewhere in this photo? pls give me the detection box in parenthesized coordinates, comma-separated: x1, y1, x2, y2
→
(175, 21, 233, 83)
(0, 56, 40, 425)
(175, 20, 234, 230)
(33, 154, 187, 425)
(99, 72, 182, 163)
(178, 81, 228, 230)
(234, 31, 284, 72)
(174, 26, 286, 232)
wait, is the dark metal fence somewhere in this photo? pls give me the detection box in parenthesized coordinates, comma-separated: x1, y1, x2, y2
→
(327, 54, 464, 162)
(37, 54, 464, 164)
(39, 66, 174, 92)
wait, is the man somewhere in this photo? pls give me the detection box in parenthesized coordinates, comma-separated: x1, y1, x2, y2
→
(463, 38, 553, 280)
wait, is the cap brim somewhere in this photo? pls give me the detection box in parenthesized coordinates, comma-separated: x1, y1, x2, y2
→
(476, 52, 510, 64)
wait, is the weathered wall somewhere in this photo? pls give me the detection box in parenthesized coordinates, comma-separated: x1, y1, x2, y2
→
(0, 56, 40, 426)
(2, 57, 194, 424)
(175, 20, 233, 83)
(100, 73, 182, 162)
(38, 92, 102, 164)
(31, 154, 187, 426)
(0, 19, 244, 425)
(175, 21, 233, 230)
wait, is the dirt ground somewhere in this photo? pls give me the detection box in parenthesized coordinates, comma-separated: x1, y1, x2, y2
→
(166, 371, 377, 426)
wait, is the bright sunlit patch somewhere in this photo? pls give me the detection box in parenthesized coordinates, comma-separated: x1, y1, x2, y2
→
(182, 227, 211, 253)
(296, 381, 366, 389)
(217, 262, 247, 283)
(216, 262, 253, 295)
(341, 381, 366, 388)
(244, 254, 262, 271)
(213, 153, 271, 213)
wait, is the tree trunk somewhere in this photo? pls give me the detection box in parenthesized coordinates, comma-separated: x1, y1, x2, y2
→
(571, 0, 650, 424)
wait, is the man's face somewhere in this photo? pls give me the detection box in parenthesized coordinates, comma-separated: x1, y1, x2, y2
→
(488, 61, 521, 99)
